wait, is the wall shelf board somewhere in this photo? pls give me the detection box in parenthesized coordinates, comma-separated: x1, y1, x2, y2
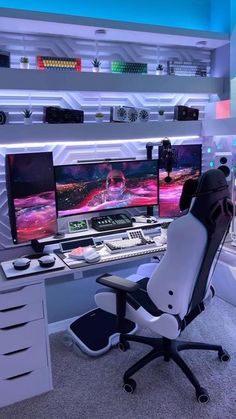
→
(0, 120, 202, 145)
(0, 69, 224, 96)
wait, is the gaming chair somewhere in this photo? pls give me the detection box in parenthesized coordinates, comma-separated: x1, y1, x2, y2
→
(95, 169, 233, 403)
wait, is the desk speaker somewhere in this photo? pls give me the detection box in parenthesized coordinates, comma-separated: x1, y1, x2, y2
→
(214, 152, 232, 181)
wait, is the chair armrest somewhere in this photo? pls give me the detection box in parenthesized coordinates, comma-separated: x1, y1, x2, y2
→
(96, 274, 140, 292)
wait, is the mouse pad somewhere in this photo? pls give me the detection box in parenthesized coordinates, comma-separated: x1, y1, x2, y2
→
(1, 253, 66, 280)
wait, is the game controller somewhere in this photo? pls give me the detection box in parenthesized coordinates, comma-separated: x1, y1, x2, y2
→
(132, 215, 157, 224)
(83, 247, 101, 263)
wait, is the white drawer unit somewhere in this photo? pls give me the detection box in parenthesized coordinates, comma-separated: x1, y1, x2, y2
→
(0, 301, 43, 328)
(0, 339, 48, 379)
(0, 280, 53, 407)
(0, 367, 51, 408)
(0, 283, 44, 310)
(0, 318, 46, 354)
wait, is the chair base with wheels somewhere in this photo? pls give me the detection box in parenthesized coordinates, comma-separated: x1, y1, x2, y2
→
(119, 333, 230, 403)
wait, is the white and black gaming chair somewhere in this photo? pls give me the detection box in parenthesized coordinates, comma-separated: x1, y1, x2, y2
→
(95, 169, 233, 403)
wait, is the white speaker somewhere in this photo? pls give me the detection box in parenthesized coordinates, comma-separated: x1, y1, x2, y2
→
(110, 106, 150, 123)
(214, 152, 232, 181)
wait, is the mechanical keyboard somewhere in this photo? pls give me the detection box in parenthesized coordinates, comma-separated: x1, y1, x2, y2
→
(101, 245, 167, 263)
(105, 237, 149, 253)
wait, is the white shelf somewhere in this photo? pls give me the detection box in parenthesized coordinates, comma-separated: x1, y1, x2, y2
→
(0, 121, 202, 144)
(0, 8, 229, 49)
(0, 68, 224, 96)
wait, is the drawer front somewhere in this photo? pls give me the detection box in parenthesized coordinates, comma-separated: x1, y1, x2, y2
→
(0, 319, 46, 354)
(0, 301, 43, 328)
(0, 340, 48, 379)
(0, 367, 52, 408)
(0, 283, 44, 311)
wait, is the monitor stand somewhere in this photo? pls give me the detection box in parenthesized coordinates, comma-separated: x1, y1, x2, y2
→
(31, 239, 45, 253)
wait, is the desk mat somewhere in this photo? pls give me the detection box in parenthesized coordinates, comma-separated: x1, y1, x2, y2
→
(1, 253, 66, 280)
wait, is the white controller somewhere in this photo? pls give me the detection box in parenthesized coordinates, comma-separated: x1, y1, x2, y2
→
(132, 215, 157, 224)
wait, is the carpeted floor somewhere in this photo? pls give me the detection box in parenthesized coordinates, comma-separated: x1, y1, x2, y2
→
(1, 297, 236, 419)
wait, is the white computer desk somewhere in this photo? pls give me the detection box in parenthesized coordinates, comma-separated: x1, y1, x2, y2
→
(0, 220, 169, 408)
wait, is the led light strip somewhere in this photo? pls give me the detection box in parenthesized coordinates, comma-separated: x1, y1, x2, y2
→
(0, 135, 200, 148)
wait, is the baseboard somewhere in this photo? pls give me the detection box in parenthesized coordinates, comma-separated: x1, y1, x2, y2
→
(48, 315, 79, 335)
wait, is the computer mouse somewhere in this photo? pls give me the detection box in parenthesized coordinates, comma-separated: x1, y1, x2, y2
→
(83, 247, 101, 263)
(12, 257, 31, 270)
(38, 254, 56, 268)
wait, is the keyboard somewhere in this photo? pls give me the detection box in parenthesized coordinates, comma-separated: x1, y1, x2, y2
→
(105, 237, 156, 253)
(62, 243, 167, 268)
(102, 245, 166, 262)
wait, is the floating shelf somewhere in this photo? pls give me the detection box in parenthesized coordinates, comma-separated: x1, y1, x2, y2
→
(0, 120, 202, 144)
(0, 68, 224, 96)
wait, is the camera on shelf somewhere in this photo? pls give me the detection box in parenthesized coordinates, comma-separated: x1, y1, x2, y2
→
(174, 105, 199, 121)
(0, 110, 8, 125)
(43, 106, 84, 124)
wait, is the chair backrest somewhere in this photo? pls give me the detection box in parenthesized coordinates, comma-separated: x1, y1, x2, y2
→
(147, 169, 233, 319)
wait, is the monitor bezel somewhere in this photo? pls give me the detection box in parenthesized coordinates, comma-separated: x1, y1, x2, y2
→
(54, 159, 159, 219)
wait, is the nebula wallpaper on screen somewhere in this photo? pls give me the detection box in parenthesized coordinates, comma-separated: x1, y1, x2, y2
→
(6, 152, 57, 244)
(159, 145, 202, 218)
(55, 160, 158, 217)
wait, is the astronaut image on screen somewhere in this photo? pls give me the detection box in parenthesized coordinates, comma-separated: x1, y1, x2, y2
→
(55, 160, 158, 217)
(87, 169, 137, 209)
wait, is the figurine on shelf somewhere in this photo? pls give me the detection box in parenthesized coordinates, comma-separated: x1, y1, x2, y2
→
(20, 56, 30, 69)
(22, 108, 32, 124)
(91, 57, 102, 73)
(156, 64, 164, 75)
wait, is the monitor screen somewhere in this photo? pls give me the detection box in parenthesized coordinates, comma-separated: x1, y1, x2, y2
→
(6, 152, 57, 244)
(55, 159, 158, 217)
(159, 144, 202, 218)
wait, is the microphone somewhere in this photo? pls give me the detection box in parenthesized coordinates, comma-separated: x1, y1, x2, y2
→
(162, 139, 173, 183)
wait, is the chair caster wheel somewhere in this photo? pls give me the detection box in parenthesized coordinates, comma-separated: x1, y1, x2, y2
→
(218, 349, 230, 362)
(118, 341, 130, 352)
(196, 387, 209, 404)
(123, 378, 136, 394)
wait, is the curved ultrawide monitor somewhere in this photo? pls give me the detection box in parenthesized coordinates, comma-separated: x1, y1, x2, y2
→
(55, 159, 158, 217)
(6, 152, 57, 244)
(159, 144, 202, 218)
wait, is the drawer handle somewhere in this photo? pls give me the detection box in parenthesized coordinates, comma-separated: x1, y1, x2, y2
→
(0, 286, 25, 295)
(0, 305, 26, 313)
(4, 347, 30, 356)
(0, 322, 28, 331)
(6, 371, 32, 380)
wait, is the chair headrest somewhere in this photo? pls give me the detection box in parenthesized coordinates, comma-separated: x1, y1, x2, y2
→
(194, 169, 228, 196)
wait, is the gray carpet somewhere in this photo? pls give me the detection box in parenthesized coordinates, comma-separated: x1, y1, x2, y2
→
(1, 297, 236, 419)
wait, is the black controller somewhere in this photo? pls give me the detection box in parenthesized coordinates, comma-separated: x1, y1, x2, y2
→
(91, 213, 133, 231)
